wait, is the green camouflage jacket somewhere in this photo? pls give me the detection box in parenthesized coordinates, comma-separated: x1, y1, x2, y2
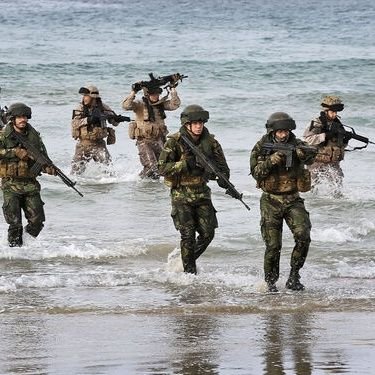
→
(250, 132, 315, 191)
(158, 126, 229, 203)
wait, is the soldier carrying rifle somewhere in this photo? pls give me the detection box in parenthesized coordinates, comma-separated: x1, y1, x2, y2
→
(71, 85, 129, 175)
(250, 112, 317, 292)
(122, 73, 184, 180)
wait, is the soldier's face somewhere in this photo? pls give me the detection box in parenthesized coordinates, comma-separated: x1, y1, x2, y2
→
(189, 121, 204, 136)
(274, 129, 290, 142)
(83, 95, 93, 106)
(14, 115, 28, 131)
(327, 110, 337, 120)
(149, 93, 160, 103)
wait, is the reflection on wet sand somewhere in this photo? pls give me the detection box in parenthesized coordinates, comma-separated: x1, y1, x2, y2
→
(260, 312, 350, 375)
(0, 290, 49, 374)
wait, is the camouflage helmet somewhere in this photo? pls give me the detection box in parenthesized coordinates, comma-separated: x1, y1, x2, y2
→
(321, 95, 344, 112)
(180, 104, 210, 126)
(266, 112, 296, 131)
(7, 102, 32, 119)
(78, 85, 100, 98)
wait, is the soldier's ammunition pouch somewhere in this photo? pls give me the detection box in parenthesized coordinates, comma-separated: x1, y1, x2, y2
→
(296, 169, 312, 192)
(133, 121, 167, 139)
(259, 174, 298, 194)
(107, 128, 116, 145)
(128, 121, 137, 140)
(79, 126, 108, 141)
(0, 160, 34, 178)
(164, 175, 206, 188)
(315, 145, 344, 163)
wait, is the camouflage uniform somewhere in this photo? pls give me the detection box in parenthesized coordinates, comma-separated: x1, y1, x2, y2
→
(0, 122, 50, 246)
(251, 114, 316, 291)
(71, 87, 119, 175)
(123, 87, 180, 179)
(158, 125, 229, 274)
(303, 96, 348, 195)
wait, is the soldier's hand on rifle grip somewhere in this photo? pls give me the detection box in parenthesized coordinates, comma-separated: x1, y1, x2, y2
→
(296, 148, 306, 160)
(43, 166, 57, 176)
(132, 82, 142, 93)
(270, 151, 284, 165)
(14, 147, 28, 161)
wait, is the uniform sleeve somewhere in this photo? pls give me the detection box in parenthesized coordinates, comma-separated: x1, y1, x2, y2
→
(303, 119, 326, 145)
(295, 139, 317, 165)
(163, 88, 181, 111)
(0, 134, 16, 159)
(122, 91, 142, 111)
(102, 104, 119, 127)
(212, 138, 230, 179)
(158, 138, 189, 176)
(250, 140, 274, 181)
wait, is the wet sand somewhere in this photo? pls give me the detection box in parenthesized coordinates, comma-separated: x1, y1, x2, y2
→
(0, 309, 374, 374)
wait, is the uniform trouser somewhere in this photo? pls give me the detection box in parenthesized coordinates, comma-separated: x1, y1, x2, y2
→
(2, 187, 45, 244)
(260, 193, 311, 284)
(171, 200, 218, 273)
(136, 138, 165, 178)
(71, 140, 111, 174)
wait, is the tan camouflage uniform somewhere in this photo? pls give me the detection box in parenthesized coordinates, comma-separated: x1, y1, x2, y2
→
(71, 101, 119, 175)
(122, 87, 180, 179)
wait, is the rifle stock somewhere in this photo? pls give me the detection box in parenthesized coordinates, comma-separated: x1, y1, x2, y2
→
(180, 133, 250, 211)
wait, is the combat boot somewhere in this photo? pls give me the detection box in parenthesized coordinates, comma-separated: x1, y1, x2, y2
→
(285, 269, 305, 291)
(267, 282, 278, 293)
(8, 227, 23, 247)
(8, 237, 23, 247)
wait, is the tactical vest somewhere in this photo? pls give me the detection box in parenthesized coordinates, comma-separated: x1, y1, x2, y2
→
(0, 124, 43, 179)
(79, 126, 108, 142)
(314, 142, 345, 163)
(257, 135, 312, 194)
(313, 114, 345, 163)
(0, 159, 35, 178)
(163, 132, 213, 188)
(130, 100, 167, 140)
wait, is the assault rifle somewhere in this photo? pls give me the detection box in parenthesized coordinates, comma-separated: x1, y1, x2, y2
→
(136, 73, 188, 91)
(341, 124, 375, 150)
(180, 133, 251, 211)
(261, 143, 318, 169)
(11, 130, 84, 197)
(73, 107, 131, 128)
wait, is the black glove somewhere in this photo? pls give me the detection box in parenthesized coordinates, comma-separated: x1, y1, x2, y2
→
(132, 82, 142, 93)
(114, 114, 130, 123)
(217, 177, 228, 189)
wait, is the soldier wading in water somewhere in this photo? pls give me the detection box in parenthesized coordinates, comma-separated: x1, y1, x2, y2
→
(250, 112, 317, 292)
(158, 105, 230, 274)
(0, 103, 57, 247)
